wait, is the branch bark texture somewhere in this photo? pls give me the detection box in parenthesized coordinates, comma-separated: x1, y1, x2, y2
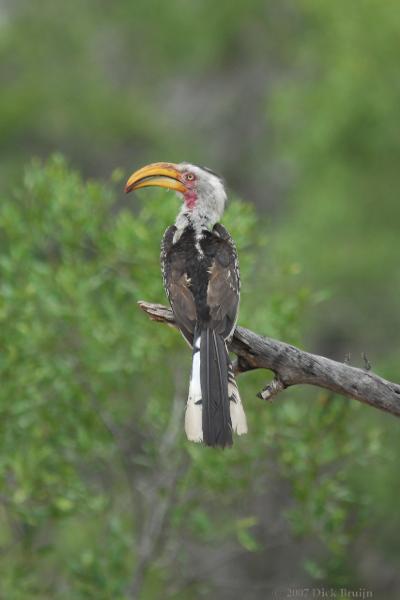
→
(138, 301, 400, 418)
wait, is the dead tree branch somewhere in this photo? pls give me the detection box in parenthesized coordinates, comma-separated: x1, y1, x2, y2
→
(138, 301, 400, 418)
(129, 363, 188, 599)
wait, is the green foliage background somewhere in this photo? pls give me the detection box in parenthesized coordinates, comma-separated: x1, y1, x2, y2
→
(0, 1, 399, 598)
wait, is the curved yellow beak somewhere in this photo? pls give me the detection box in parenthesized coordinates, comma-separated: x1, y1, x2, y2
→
(125, 162, 187, 194)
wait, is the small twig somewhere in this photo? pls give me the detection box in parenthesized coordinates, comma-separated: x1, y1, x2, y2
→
(257, 377, 286, 401)
(362, 352, 372, 371)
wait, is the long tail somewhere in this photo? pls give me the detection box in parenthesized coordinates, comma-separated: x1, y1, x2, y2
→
(185, 328, 247, 448)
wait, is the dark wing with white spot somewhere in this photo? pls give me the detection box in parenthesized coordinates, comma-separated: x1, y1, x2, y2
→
(206, 223, 240, 340)
(161, 226, 196, 346)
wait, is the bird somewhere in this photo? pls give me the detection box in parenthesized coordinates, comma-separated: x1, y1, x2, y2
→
(125, 162, 247, 448)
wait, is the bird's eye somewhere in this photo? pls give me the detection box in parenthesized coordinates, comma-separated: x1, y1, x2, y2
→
(185, 172, 195, 181)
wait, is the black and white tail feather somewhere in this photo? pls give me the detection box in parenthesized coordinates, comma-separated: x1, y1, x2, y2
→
(185, 327, 247, 448)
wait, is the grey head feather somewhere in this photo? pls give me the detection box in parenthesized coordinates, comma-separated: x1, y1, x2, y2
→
(175, 163, 227, 236)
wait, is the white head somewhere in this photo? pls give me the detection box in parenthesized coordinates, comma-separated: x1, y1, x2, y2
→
(125, 161, 227, 232)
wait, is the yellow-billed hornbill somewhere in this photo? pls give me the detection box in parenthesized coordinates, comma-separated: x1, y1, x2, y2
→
(125, 162, 247, 448)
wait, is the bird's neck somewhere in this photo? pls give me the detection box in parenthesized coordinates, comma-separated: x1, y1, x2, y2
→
(175, 202, 219, 238)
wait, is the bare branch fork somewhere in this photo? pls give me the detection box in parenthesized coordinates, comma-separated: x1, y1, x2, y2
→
(138, 301, 400, 418)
